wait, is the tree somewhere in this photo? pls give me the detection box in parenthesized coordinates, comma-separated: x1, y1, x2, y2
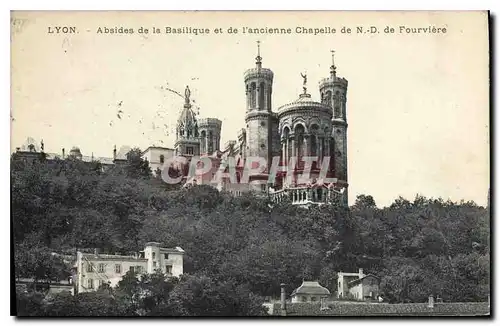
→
(167, 274, 267, 316)
(125, 148, 152, 179)
(352, 194, 377, 210)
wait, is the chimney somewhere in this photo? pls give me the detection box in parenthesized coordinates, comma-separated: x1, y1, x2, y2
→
(428, 295, 434, 308)
(62, 148, 65, 158)
(359, 268, 364, 278)
(280, 283, 287, 316)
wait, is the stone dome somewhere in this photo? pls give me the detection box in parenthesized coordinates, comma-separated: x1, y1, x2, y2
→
(277, 93, 332, 117)
(69, 146, 83, 159)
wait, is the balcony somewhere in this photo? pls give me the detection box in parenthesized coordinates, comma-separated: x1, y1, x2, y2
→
(269, 186, 346, 206)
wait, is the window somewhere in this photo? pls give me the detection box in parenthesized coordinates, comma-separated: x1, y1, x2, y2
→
(186, 147, 194, 155)
(130, 266, 135, 273)
(98, 263, 105, 273)
(87, 263, 93, 272)
(152, 252, 156, 259)
(135, 266, 142, 274)
(164, 253, 169, 260)
(311, 297, 317, 302)
(153, 261, 157, 268)
(301, 296, 307, 302)
(166, 266, 172, 275)
(159, 155, 165, 164)
(115, 264, 122, 274)
(98, 279, 103, 288)
(88, 278, 94, 289)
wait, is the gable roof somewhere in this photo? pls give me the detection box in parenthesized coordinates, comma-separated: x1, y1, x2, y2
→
(347, 274, 380, 287)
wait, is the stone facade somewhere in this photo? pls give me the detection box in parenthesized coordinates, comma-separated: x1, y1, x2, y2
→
(337, 268, 381, 301)
(74, 242, 184, 294)
(173, 45, 350, 206)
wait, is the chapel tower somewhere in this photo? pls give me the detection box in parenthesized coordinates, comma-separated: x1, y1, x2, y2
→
(318, 51, 349, 197)
(243, 41, 274, 168)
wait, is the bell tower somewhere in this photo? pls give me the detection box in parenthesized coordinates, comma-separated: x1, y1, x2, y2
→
(319, 51, 349, 197)
(244, 41, 274, 166)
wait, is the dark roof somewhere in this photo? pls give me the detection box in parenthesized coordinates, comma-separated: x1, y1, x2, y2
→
(270, 302, 490, 316)
(291, 281, 330, 296)
(348, 274, 380, 287)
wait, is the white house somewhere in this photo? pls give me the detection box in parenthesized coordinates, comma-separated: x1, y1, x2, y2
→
(337, 268, 380, 300)
(74, 242, 184, 293)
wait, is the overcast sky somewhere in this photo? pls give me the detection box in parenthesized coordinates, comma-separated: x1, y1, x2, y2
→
(11, 11, 489, 206)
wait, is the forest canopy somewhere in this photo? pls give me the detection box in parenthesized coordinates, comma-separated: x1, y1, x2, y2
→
(11, 152, 490, 316)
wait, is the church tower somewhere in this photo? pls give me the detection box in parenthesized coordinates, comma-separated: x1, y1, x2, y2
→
(174, 86, 200, 156)
(244, 41, 274, 168)
(319, 51, 349, 195)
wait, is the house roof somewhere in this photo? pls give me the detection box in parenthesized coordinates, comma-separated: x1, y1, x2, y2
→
(141, 146, 174, 155)
(291, 281, 330, 297)
(347, 274, 380, 287)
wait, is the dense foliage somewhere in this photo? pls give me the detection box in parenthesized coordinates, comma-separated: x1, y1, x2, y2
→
(12, 153, 490, 316)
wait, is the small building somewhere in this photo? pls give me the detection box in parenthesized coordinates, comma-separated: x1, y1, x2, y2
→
(74, 242, 184, 294)
(290, 281, 330, 303)
(337, 268, 380, 300)
(141, 146, 175, 174)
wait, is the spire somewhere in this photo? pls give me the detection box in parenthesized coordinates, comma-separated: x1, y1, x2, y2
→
(256, 40, 262, 69)
(330, 50, 337, 78)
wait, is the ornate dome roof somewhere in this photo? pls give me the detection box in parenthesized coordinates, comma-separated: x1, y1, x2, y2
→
(277, 93, 332, 116)
(177, 85, 198, 133)
(177, 106, 197, 126)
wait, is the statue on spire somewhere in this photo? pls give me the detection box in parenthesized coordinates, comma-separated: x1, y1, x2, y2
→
(184, 85, 191, 105)
(256, 40, 262, 67)
(301, 72, 308, 94)
(330, 50, 337, 77)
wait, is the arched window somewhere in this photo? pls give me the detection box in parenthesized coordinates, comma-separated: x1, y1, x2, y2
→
(334, 91, 341, 117)
(325, 90, 332, 107)
(310, 124, 319, 157)
(310, 135, 317, 157)
(208, 131, 213, 154)
(159, 155, 165, 164)
(250, 82, 257, 108)
(200, 130, 206, 153)
(259, 82, 265, 109)
(295, 124, 305, 160)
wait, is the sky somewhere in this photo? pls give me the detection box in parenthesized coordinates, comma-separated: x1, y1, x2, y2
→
(10, 11, 490, 207)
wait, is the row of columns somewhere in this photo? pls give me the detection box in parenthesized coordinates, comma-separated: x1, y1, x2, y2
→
(270, 188, 343, 205)
(281, 134, 331, 165)
(200, 135, 220, 155)
(246, 83, 271, 110)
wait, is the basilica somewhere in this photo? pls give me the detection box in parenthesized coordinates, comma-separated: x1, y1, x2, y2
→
(174, 44, 349, 206)
(13, 44, 350, 207)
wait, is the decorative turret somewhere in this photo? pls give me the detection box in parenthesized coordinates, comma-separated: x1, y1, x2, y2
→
(174, 85, 200, 156)
(198, 118, 222, 155)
